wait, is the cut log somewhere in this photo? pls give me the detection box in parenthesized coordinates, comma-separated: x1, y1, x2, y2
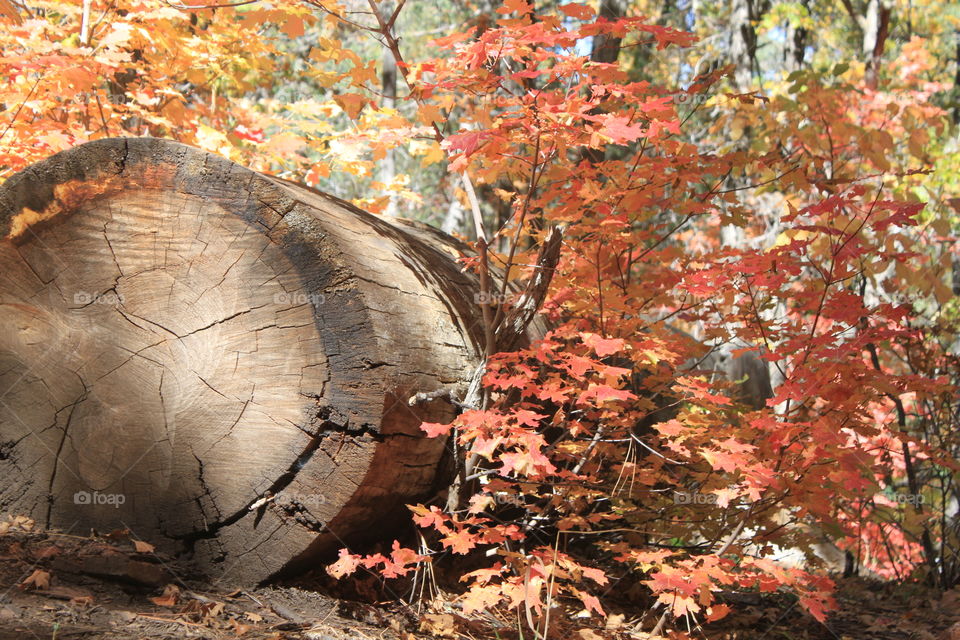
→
(0, 137, 495, 585)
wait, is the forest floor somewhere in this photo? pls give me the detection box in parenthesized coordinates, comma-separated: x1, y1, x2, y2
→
(0, 518, 955, 640)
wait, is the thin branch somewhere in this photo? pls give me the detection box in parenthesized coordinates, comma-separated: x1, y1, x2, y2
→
(163, 0, 261, 9)
(386, 0, 405, 29)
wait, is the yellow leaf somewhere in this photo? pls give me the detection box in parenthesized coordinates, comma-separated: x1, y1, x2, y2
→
(312, 70, 342, 88)
(356, 196, 390, 214)
(133, 540, 155, 553)
(186, 68, 207, 85)
(729, 116, 746, 141)
(409, 140, 445, 166)
(417, 103, 446, 126)
(349, 60, 378, 87)
(423, 142, 445, 166)
(770, 228, 813, 250)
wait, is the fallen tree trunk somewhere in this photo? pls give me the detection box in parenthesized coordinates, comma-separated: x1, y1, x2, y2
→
(0, 137, 496, 584)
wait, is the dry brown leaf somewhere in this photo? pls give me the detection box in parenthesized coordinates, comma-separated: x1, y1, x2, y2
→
(578, 630, 604, 640)
(104, 529, 131, 541)
(244, 611, 263, 622)
(203, 601, 225, 620)
(150, 584, 181, 607)
(70, 595, 95, 607)
(230, 618, 252, 636)
(132, 540, 155, 553)
(420, 613, 456, 638)
(20, 569, 50, 590)
(186, 600, 226, 622)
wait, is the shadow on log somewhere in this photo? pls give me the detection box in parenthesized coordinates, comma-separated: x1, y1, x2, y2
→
(0, 138, 502, 585)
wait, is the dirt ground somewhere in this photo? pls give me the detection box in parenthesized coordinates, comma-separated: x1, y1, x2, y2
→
(0, 518, 957, 640)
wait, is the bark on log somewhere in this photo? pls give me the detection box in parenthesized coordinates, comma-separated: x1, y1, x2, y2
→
(0, 137, 495, 585)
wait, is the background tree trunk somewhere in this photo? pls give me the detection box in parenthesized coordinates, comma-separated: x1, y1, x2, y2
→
(728, 0, 768, 90)
(377, 0, 399, 217)
(783, 0, 810, 71)
(841, 0, 893, 90)
(0, 137, 496, 585)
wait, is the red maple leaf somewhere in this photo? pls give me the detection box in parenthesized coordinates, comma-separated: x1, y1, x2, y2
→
(326, 548, 361, 579)
(442, 529, 478, 554)
(381, 540, 420, 578)
(443, 130, 490, 156)
(420, 421, 453, 437)
(574, 588, 605, 616)
(577, 383, 636, 405)
(410, 505, 448, 532)
(599, 115, 645, 143)
(700, 449, 743, 473)
(581, 331, 625, 357)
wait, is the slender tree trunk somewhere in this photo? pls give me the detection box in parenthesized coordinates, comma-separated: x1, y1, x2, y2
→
(377, 1, 399, 216)
(728, 0, 768, 90)
(591, 0, 624, 64)
(862, 0, 892, 89)
(440, 190, 466, 235)
(783, 0, 810, 71)
(843, 0, 893, 89)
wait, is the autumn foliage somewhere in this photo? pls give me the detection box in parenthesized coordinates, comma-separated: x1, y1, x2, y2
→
(1, 0, 958, 636)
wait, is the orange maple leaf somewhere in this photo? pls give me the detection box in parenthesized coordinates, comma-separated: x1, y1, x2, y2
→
(441, 529, 478, 554)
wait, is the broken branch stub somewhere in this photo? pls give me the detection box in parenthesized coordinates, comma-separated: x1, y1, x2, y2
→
(0, 137, 500, 584)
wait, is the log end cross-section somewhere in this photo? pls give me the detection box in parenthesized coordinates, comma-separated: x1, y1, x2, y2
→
(0, 137, 490, 584)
